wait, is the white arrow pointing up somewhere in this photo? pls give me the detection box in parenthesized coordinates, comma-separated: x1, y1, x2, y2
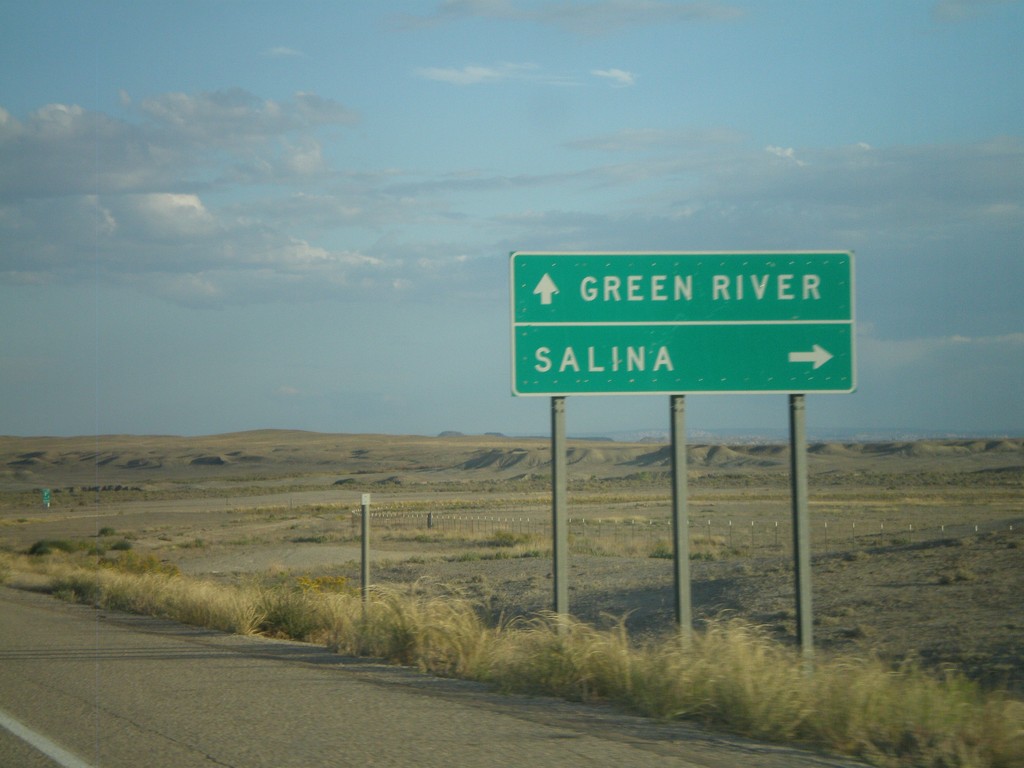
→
(788, 344, 833, 370)
(533, 273, 559, 305)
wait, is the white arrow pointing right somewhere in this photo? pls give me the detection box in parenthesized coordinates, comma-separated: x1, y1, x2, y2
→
(788, 344, 833, 370)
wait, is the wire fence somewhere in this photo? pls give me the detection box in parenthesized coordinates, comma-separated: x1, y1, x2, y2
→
(349, 509, 1018, 558)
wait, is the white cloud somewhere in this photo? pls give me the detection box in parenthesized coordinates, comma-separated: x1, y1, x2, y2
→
(117, 246, 396, 305)
(765, 145, 807, 166)
(130, 193, 217, 238)
(147, 272, 224, 305)
(31, 103, 86, 134)
(292, 92, 359, 125)
(855, 331, 1024, 429)
(406, 0, 744, 34)
(3, 80, 1021, 333)
(139, 89, 357, 146)
(414, 62, 550, 85)
(565, 126, 744, 153)
(0, 103, 154, 198)
(269, 239, 385, 270)
(415, 65, 506, 85)
(591, 68, 635, 87)
(544, 0, 745, 32)
(282, 138, 325, 176)
(89, 195, 118, 236)
(265, 46, 306, 58)
(0, 89, 358, 201)
(932, 0, 1016, 21)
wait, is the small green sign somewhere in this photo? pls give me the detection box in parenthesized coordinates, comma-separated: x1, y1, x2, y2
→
(511, 251, 855, 395)
(42, 488, 51, 507)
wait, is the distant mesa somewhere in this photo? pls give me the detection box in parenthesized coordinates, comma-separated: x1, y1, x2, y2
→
(190, 455, 227, 466)
(630, 446, 672, 467)
(626, 444, 787, 469)
(438, 431, 465, 437)
(122, 458, 161, 469)
(984, 439, 1020, 452)
(15, 451, 49, 462)
(460, 448, 542, 471)
(76, 452, 118, 466)
(8, 457, 43, 468)
(809, 443, 860, 456)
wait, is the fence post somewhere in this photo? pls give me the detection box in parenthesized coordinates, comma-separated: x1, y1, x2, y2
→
(360, 494, 371, 604)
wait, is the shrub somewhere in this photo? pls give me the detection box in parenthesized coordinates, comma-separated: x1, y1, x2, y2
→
(49, 571, 108, 605)
(255, 588, 331, 641)
(648, 540, 673, 559)
(296, 574, 351, 594)
(102, 550, 179, 577)
(487, 530, 532, 548)
(27, 539, 80, 556)
(330, 587, 495, 678)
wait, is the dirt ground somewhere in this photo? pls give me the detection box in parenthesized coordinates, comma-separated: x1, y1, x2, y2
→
(1, 430, 1021, 692)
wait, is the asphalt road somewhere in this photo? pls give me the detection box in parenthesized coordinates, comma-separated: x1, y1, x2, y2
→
(0, 587, 865, 768)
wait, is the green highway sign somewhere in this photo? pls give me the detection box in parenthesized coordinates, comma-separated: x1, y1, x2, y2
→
(510, 251, 855, 395)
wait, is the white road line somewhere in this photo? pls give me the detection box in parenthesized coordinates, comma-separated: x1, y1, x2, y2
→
(0, 707, 95, 768)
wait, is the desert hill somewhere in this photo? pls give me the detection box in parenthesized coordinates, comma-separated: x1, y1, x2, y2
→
(1, 431, 1021, 490)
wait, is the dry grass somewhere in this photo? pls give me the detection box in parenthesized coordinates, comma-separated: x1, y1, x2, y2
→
(487, 616, 1024, 767)
(2, 549, 1021, 768)
(328, 586, 494, 677)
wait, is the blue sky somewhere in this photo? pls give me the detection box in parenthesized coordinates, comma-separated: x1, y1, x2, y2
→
(1, 0, 1022, 438)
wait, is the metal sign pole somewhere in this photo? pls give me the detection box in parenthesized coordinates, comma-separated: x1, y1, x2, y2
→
(551, 396, 569, 617)
(670, 395, 692, 635)
(788, 395, 814, 659)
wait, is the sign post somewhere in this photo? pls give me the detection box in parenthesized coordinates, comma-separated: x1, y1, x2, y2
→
(670, 395, 691, 635)
(360, 493, 371, 604)
(789, 395, 814, 659)
(551, 397, 568, 619)
(511, 252, 855, 645)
